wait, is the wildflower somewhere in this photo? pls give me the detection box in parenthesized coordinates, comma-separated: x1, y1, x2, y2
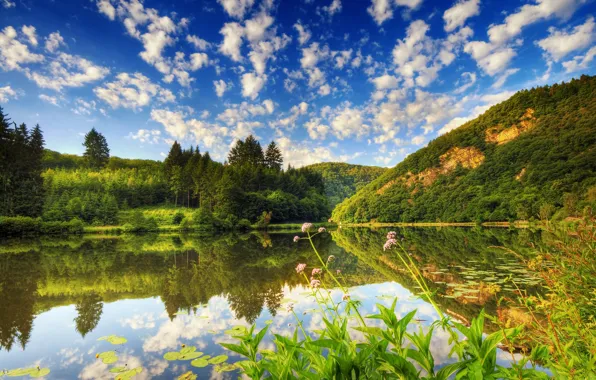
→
(387, 231, 397, 240)
(342, 293, 350, 301)
(336, 269, 341, 275)
(383, 238, 397, 251)
(95, 353, 99, 359)
(295, 263, 306, 274)
(301, 223, 313, 232)
(326, 255, 336, 263)
(286, 303, 294, 313)
(293, 236, 300, 243)
(310, 279, 321, 288)
(312, 268, 322, 276)
(318, 227, 326, 233)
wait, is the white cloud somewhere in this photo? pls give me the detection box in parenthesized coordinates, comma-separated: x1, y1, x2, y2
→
(371, 74, 399, 90)
(322, 0, 342, 17)
(26, 53, 109, 91)
(318, 83, 331, 96)
(487, 0, 586, 45)
(454, 71, 476, 93)
(217, 0, 255, 19)
(71, 98, 97, 116)
(39, 94, 60, 106)
(411, 135, 425, 145)
(368, 0, 423, 25)
(189, 52, 209, 70)
(187, 35, 211, 50)
(97, 0, 116, 20)
(562, 46, 596, 72)
(276, 136, 336, 167)
(300, 42, 330, 69)
(219, 22, 244, 61)
(150, 109, 189, 139)
(245, 12, 274, 43)
(464, 41, 516, 75)
(45, 31, 66, 53)
(334, 49, 352, 69)
(305, 118, 330, 140)
(213, 79, 229, 97)
(21, 25, 38, 46)
(492, 68, 519, 89)
(94, 72, 175, 110)
(443, 0, 480, 32)
(0, 26, 45, 71)
(241, 72, 266, 99)
(0, 85, 18, 102)
(331, 107, 368, 140)
(536, 16, 595, 61)
(294, 22, 311, 46)
(263, 99, 275, 114)
(2, 0, 15, 8)
(129, 129, 161, 144)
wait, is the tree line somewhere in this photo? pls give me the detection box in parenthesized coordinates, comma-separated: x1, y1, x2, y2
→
(1, 105, 330, 232)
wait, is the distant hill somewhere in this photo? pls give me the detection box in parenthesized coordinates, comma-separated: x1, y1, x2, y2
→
(43, 149, 163, 170)
(332, 75, 596, 223)
(305, 162, 387, 210)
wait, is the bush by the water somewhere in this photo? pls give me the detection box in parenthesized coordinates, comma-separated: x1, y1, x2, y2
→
(122, 211, 159, 233)
(0, 216, 84, 236)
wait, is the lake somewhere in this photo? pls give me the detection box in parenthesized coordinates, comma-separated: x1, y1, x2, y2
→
(0, 227, 547, 379)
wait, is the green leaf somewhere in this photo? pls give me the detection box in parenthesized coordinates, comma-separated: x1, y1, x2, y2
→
(180, 346, 196, 355)
(190, 358, 209, 368)
(109, 367, 128, 373)
(29, 368, 51, 378)
(6, 368, 35, 377)
(163, 352, 181, 361)
(209, 355, 228, 365)
(114, 367, 143, 380)
(98, 335, 127, 345)
(177, 371, 197, 380)
(179, 352, 203, 360)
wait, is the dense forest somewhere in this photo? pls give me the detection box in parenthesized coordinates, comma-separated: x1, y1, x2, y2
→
(333, 75, 596, 223)
(0, 109, 339, 232)
(305, 162, 387, 209)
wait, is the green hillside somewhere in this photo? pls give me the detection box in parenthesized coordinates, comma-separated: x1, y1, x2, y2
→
(332, 75, 596, 223)
(304, 162, 387, 210)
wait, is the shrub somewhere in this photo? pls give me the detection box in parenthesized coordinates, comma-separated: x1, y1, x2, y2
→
(236, 218, 251, 231)
(172, 211, 185, 225)
(179, 217, 194, 231)
(0, 216, 41, 235)
(193, 208, 215, 231)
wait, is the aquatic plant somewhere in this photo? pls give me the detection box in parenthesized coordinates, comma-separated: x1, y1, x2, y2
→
(219, 222, 551, 378)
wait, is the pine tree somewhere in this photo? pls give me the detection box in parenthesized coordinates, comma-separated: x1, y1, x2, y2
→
(265, 141, 283, 171)
(83, 128, 110, 169)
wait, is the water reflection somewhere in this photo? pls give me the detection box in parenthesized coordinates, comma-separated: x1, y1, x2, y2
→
(0, 228, 548, 378)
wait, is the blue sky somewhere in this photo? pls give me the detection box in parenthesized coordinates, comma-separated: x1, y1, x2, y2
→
(1, 0, 595, 167)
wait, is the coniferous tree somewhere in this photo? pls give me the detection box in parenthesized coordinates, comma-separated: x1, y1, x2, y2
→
(265, 141, 283, 171)
(83, 128, 109, 169)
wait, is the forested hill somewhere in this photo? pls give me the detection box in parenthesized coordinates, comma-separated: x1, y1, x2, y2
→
(332, 75, 596, 224)
(304, 163, 387, 209)
(42, 149, 163, 170)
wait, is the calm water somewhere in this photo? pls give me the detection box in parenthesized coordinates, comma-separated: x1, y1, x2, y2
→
(0, 227, 548, 379)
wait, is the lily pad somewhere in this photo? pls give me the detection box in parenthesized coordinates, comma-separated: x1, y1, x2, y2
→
(114, 367, 142, 380)
(6, 368, 35, 377)
(180, 346, 196, 355)
(163, 352, 181, 361)
(190, 358, 209, 368)
(177, 371, 197, 380)
(209, 355, 228, 365)
(264, 320, 273, 325)
(180, 352, 203, 360)
(29, 368, 51, 378)
(109, 367, 129, 373)
(99, 351, 118, 364)
(215, 363, 237, 373)
(98, 335, 128, 345)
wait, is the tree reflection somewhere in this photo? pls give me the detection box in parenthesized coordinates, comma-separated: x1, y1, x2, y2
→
(74, 293, 103, 338)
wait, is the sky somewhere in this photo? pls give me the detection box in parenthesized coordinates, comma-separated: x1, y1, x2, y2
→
(1, 0, 595, 168)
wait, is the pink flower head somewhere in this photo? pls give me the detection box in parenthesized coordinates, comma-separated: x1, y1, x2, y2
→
(336, 269, 341, 275)
(310, 279, 321, 288)
(293, 236, 300, 243)
(318, 227, 326, 233)
(311, 268, 322, 276)
(301, 223, 313, 233)
(342, 293, 350, 301)
(383, 238, 397, 251)
(286, 303, 294, 313)
(387, 231, 397, 240)
(295, 263, 306, 274)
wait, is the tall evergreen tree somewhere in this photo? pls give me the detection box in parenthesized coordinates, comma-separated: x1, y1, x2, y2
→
(228, 135, 264, 166)
(265, 141, 283, 171)
(83, 128, 110, 169)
